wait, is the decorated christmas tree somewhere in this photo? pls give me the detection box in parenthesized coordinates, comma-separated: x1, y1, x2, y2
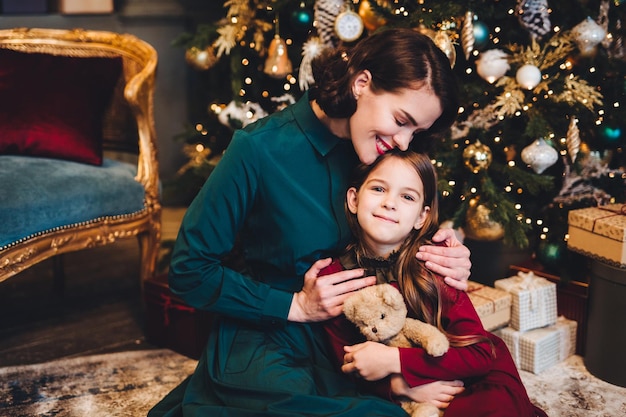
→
(167, 0, 625, 274)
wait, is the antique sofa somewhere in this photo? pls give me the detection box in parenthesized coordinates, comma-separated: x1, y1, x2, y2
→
(0, 28, 161, 287)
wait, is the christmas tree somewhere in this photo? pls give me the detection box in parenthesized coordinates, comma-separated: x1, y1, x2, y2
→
(167, 0, 625, 274)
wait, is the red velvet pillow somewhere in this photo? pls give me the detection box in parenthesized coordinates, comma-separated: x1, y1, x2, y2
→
(0, 48, 123, 165)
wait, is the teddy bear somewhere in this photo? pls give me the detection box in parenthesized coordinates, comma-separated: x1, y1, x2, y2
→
(343, 283, 449, 417)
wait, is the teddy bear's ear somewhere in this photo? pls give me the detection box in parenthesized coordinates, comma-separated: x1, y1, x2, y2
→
(381, 285, 404, 310)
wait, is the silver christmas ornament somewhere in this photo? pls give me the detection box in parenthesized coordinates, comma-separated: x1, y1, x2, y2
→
(521, 138, 558, 174)
(516, 0, 551, 39)
(572, 17, 607, 56)
(516, 64, 542, 90)
(476, 49, 510, 83)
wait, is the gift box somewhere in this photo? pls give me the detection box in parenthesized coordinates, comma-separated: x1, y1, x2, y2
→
(553, 316, 577, 362)
(498, 325, 560, 374)
(567, 203, 626, 268)
(497, 316, 578, 374)
(468, 285, 512, 331)
(59, 0, 114, 14)
(495, 271, 557, 332)
(144, 273, 213, 359)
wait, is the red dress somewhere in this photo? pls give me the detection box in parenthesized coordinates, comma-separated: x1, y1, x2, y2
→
(322, 255, 548, 417)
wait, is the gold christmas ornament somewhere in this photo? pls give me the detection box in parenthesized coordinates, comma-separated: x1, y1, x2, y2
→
(334, 6, 364, 42)
(464, 198, 505, 241)
(417, 27, 456, 68)
(185, 46, 218, 71)
(567, 117, 581, 163)
(264, 35, 293, 79)
(463, 140, 493, 173)
(358, 0, 388, 32)
(461, 11, 475, 60)
(433, 31, 457, 68)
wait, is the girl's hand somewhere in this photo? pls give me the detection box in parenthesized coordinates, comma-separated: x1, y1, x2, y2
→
(341, 342, 400, 381)
(390, 374, 465, 409)
(417, 228, 471, 291)
(288, 258, 376, 322)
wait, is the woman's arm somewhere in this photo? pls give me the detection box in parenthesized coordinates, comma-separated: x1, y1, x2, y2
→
(417, 228, 471, 291)
(169, 131, 294, 325)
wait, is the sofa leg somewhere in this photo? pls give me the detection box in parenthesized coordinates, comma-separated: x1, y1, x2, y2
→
(53, 255, 65, 294)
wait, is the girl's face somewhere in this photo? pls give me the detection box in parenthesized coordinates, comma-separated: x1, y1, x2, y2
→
(349, 70, 443, 165)
(347, 157, 430, 258)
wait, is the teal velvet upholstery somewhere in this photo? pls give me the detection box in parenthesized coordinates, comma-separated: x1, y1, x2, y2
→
(0, 155, 146, 248)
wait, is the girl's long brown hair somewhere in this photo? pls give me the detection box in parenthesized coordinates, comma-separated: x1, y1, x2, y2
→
(346, 150, 491, 350)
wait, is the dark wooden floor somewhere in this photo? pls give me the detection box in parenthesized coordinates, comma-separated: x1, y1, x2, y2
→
(0, 239, 159, 367)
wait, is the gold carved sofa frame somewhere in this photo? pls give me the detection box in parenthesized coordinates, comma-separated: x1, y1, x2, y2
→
(0, 28, 161, 286)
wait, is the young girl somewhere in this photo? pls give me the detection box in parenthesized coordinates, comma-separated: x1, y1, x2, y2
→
(324, 150, 548, 417)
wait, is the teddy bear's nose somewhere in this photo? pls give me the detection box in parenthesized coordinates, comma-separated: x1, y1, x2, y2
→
(371, 327, 377, 333)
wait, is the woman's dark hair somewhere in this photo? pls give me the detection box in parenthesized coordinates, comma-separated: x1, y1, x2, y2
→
(345, 149, 492, 351)
(310, 28, 459, 153)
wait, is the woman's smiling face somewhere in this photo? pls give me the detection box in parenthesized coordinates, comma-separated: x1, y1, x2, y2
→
(348, 70, 443, 165)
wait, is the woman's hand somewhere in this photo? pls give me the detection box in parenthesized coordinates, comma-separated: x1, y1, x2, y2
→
(417, 228, 471, 291)
(390, 374, 464, 409)
(341, 342, 400, 381)
(288, 258, 377, 322)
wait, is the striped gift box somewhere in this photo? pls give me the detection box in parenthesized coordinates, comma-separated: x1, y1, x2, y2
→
(468, 285, 512, 331)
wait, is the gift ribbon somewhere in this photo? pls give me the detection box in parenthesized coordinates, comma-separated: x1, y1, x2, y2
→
(509, 271, 546, 311)
(159, 294, 196, 326)
(590, 204, 626, 234)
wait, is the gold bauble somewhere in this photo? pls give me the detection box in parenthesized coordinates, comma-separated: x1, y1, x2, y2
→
(185, 46, 218, 71)
(358, 0, 388, 32)
(264, 35, 293, 79)
(463, 140, 492, 173)
(464, 199, 505, 241)
(415, 26, 456, 68)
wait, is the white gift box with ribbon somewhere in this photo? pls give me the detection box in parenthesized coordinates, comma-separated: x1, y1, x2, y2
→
(495, 271, 557, 332)
(496, 316, 577, 374)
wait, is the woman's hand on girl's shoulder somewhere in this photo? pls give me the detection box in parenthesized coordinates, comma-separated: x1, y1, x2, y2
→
(416, 228, 471, 291)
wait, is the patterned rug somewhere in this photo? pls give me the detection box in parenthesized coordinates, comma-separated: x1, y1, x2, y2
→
(1, 350, 625, 416)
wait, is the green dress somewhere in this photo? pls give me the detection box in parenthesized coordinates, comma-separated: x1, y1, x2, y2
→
(148, 94, 408, 417)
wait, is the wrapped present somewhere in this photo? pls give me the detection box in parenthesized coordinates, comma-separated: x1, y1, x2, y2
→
(468, 285, 512, 331)
(60, 0, 114, 14)
(498, 325, 560, 374)
(467, 280, 485, 291)
(553, 316, 577, 361)
(497, 316, 578, 374)
(144, 274, 213, 359)
(495, 271, 557, 332)
(567, 203, 626, 268)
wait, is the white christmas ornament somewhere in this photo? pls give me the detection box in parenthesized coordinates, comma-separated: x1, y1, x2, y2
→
(572, 17, 607, 55)
(218, 100, 268, 129)
(476, 49, 510, 83)
(516, 64, 542, 89)
(521, 138, 558, 174)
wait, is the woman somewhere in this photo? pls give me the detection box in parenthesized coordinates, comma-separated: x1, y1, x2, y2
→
(149, 28, 470, 417)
